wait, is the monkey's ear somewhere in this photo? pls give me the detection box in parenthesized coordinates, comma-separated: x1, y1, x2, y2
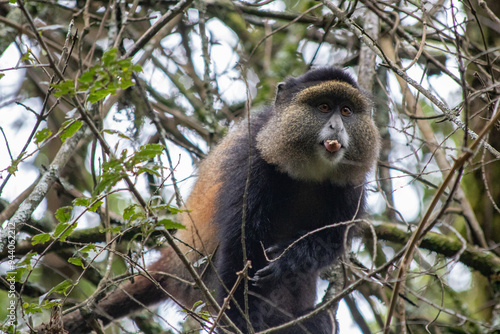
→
(274, 82, 287, 106)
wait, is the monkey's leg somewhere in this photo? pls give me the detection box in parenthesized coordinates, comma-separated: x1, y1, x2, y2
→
(260, 278, 335, 334)
(292, 309, 334, 334)
(243, 297, 334, 334)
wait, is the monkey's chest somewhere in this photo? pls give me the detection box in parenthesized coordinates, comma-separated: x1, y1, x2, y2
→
(266, 182, 356, 242)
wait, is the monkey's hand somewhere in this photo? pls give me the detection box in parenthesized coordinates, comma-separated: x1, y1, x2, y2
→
(252, 245, 294, 287)
(252, 230, 343, 287)
(252, 262, 286, 287)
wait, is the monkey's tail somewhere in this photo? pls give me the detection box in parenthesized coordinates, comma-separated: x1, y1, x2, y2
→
(63, 272, 169, 334)
(37, 246, 190, 334)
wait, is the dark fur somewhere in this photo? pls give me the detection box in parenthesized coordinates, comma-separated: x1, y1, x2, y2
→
(275, 68, 359, 106)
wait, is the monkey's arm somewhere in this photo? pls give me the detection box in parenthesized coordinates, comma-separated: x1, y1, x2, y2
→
(252, 226, 346, 287)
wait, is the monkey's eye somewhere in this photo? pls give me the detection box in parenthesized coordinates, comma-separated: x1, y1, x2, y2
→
(317, 103, 331, 113)
(340, 106, 353, 117)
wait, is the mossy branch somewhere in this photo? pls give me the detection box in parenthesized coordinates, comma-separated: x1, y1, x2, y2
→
(371, 223, 500, 279)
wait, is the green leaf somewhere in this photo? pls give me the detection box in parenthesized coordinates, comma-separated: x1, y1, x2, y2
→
(7, 269, 25, 282)
(158, 219, 185, 230)
(102, 48, 118, 66)
(50, 280, 73, 296)
(16, 253, 36, 268)
(190, 301, 210, 320)
(73, 197, 103, 212)
(7, 160, 19, 175)
(21, 52, 32, 62)
(88, 200, 103, 212)
(80, 244, 97, 253)
(192, 300, 205, 313)
(10, 254, 36, 283)
(128, 144, 164, 165)
(103, 158, 124, 170)
(60, 120, 83, 143)
(34, 128, 52, 145)
(53, 222, 69, 238)
(52, 79, 76, 97)
(43, 299, 62, 309)
(93, 79, 105, 89)
(68, 257, 84, 268)
(119, 149, 128, 162)
(94, 169, 126, 195)
(150, 204, 184, 215)
(117, 59, 132, 68)
(55, 206, 72, 223)
(31, 233, 51, 245)
(137, 166, 160, 176)
(73, 197, 91, 207)
(123, 204, 137, 220)
(167, 207, 184, 214)
(78, 244, 97, 258)
(123, 204, 145, 221)
(54, 222, 77, 242)
(78, 70, 95, 83)
(23, 302, 42, 315)
(120, 78, 135, 90)
(88, 89, 110, 103)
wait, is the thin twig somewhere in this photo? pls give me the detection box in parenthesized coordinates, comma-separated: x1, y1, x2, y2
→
(122, 0, 193, 59)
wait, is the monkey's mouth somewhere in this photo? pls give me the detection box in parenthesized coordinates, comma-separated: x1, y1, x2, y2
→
(322, 139, 342, 153)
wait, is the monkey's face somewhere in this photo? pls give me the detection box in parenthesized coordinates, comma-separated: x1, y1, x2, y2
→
(256, 81, 380, 185)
